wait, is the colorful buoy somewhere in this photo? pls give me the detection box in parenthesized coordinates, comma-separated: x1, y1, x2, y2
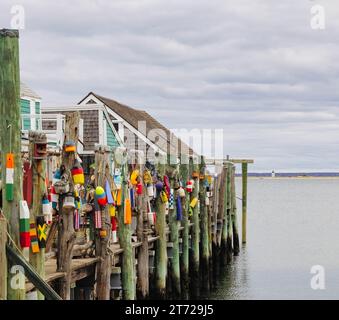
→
(71, 161, 85, 185)
(19, 200, 30, 248)
(95, 186, 107, 207)
(5, 153, 14, 201)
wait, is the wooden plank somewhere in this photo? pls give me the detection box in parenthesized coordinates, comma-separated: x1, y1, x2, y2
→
(229, 159, 254, 164)
(6, 245, 62, 300)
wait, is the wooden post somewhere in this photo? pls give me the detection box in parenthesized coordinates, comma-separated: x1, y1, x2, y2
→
(231, 165, 240, 255)
(220, 166, 228, 265)
(117, 157, 135, 300)
(226, 164, 233, 263)
(0, 215, 7, 300)
(242, 162, 248, 244)
(154, 153, 167, 299)
(94, 145, 112, 300)
(211, 172, 221, 283)
(199, 156, 209, 292)
(136, 154, 149, 299)
(57, 112, 79, 299)
(0, 29, 25, 300)
(29, 132, 47, 300)
(179, 154, 189, 299)
(167, 155, 180, 297)
(190, 156, 200, 298)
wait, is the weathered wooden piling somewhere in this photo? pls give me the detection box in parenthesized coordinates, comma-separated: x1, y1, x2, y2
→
(57, 112, 79, 299)
(231, 165, 240, 255)
(94, 146, 112, 300)
(136, 154, 149, 299)
(117, 157, 135, 300)
(242, 162, 248, 244)
(220, 165, 228, 265)
(167, 155, 181, 297)
(0, 29, 25, 300)
(154, 153, 167, 299)
(179, 154, 190, 299)
(190, 157, 200, 298)
(226, 164, 233, 263)
(29, 132, 47, 300)
(199, 157, 210, 292)
(0, 215, 7, 300)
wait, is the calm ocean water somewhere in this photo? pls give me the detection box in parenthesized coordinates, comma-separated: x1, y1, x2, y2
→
(207, 178, 339, 300)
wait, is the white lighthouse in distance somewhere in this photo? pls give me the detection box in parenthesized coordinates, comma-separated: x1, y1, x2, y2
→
(271, 170, 276, 178)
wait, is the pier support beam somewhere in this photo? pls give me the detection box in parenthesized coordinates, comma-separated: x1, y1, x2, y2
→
(190, 157, 200, 298)
(242, 163, 248, 244)
(199, 157, 210, 292)
(220, 166, 228, 265)
(231, 165, 240, 255)
(57, 112, 79, 300)
(154, 153, 167, 299)
(29, 132, 47, 300)
(0, 29, 25, 300)
(179, 154, 190, 299)
(95, 146, 112, 300)
(136, 156, 149, 299)
(167, 155, 180, 298)
(117, 160, 135, 300)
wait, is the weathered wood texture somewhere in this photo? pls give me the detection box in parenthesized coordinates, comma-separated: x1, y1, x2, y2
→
(117, 160, 135, 299)
(199, 157, 209, 292)
(179, 154, 189, 299)
(57, 112, 79, 299)
(0, 216, 7, 300)
(190, 157, 200, 298)
(154, 154, 167, 299)
(95, 146, 112, 300)
(0, 29, 25, 300)
(29, 131, 47, 300)
(242, 162, 248, 244)
(231, 165, 240, 255)
(136, 155, 149, 299)
(167, 155, 180, 297)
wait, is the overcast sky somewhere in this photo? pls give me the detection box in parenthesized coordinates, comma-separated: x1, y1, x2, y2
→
(1, 0, 339, 172)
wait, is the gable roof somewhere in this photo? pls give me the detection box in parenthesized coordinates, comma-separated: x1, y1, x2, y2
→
(20, 82, 41, 99)
(79, 92, 195, 157)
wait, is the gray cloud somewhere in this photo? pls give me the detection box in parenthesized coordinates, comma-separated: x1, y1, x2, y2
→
(1, 0, 338, 171)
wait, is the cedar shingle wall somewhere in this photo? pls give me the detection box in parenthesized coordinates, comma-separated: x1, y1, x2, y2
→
(42, 110, 99, 151)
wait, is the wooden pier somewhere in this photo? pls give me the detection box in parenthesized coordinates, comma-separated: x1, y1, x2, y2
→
(0, 29, 253, 300)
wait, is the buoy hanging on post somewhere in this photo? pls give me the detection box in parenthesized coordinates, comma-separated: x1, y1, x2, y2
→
(176, 195, 183, 221)
(30, 221, 40, 253)
(71, 160, 85, 185)
(19, 200, 31, 248)
(95, 186, 107, 207)
(6, 153, 14, 201)
(124, 198, 132, 224)
(37, 216, 47, 248)
(42, 194, 52, 224)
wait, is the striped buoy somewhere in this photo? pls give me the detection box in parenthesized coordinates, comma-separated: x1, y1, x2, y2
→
(50, 186, 58, 210)
(30, 222, 40, 253)
(37, 216, 47, 248)
(186, 180, 194, 193)
(19, 200, 30, 248)
(169, 189, 174, 209)
(71, 161, 84, 185)
(6, 153, 14, 201)
(95, 186, 107, 207)
(42, 194, 52, 224)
